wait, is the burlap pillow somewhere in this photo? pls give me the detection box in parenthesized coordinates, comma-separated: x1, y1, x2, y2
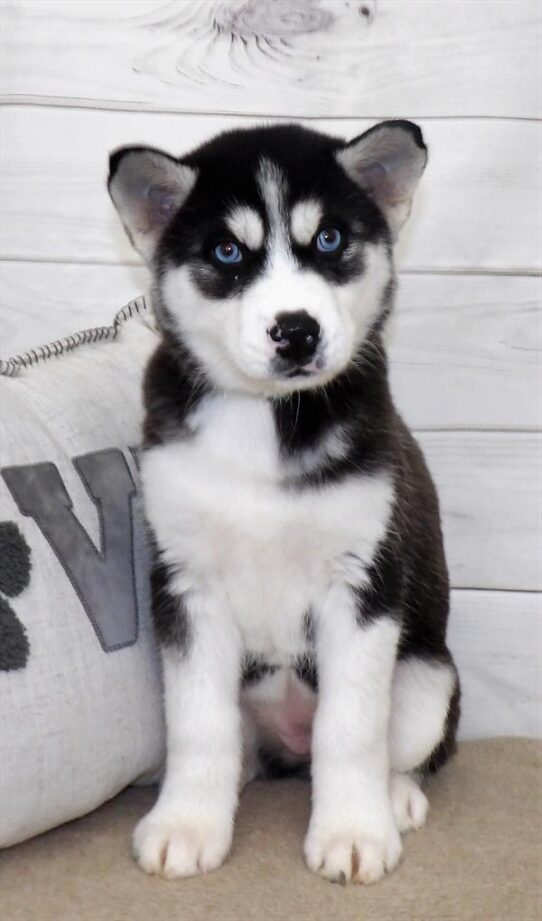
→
(0, 300, 164, 847)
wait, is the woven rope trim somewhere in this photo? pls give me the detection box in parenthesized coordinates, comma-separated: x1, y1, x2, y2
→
(0, 295, 149, 378)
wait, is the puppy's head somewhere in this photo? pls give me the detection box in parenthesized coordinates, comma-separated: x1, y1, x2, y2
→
(108, 122, 426, 396)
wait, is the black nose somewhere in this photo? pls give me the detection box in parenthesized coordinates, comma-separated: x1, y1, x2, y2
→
(269, 311, 320, 365)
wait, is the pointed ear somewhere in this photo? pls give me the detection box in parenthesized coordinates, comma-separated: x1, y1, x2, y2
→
(108, 146, 197, 262)
(336, 120, 427, 237)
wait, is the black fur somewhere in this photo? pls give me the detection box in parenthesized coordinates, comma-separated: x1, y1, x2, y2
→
(111, 125, 391, 323)
(422, 676, 461, 775)
(257, 745, 310, 780)
(274, 329, 395, 483)
(295, 654, 318, 692)
(142, 337, 211, 449)
(302, 608, 316, 645)
(150, 556, 191, 650)
(111, 121, 459, 778)
(241, 656, 278, 687)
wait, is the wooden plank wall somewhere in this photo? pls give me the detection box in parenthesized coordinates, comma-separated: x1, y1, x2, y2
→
(1, 0, 541, 739)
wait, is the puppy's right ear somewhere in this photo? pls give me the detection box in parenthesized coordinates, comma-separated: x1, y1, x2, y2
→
(108, 147, 197, 262)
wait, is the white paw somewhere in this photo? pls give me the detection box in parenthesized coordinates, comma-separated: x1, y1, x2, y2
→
(390, 773, 429, 833)
(304, 821, 402, 885)
(133, 808, 232, 879)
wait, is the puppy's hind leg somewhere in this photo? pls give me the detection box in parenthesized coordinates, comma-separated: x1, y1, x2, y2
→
(389, 772, 429, 834)
(389, 655, 460, 833)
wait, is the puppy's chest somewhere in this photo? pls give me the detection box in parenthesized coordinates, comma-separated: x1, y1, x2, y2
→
(142, 395, 392, 650)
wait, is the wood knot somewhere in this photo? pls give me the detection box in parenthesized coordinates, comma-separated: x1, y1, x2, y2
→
(359, 3, 375, 21)
(214, 0, 334, 40)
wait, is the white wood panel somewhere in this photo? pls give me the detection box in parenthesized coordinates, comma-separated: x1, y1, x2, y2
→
(2, 1, 540, 119)
(2, 262, 540, 432)
(390, 274, 542, 432)
(0, 262, 148, 358)
(419, 432, 542, 593)
(1, 107, 541, 274)
(448, 590, 542, 740)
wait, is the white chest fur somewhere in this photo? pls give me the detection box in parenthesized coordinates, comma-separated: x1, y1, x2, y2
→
(142, 393, 393, 660)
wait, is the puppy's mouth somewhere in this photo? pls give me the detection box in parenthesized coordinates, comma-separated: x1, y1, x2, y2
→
(283, 366, 314, 379)
(273, 355, 326, 380)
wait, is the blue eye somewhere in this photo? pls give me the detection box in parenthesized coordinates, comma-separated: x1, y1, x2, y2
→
(316, 228, 342, 253)
(213, 241, 242, 264)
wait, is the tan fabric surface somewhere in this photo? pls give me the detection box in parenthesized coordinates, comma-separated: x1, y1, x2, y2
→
(1, 739, 540, 921)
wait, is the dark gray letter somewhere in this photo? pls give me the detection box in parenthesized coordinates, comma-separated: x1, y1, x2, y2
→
(2, 448, 140, 651)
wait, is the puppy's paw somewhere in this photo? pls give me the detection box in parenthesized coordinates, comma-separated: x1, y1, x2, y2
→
(304, 822, 402, 885)
(390, 773, 429, 833)
(133, 809, 232, 879)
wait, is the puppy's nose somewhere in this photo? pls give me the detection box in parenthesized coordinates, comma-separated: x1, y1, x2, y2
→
(269, 311, 320, 365)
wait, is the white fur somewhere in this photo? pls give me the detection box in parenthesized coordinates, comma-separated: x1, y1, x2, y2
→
(290, 199, 323, 245)
(281, 423, 349, 478)
(225, 205, 264, 250)
(133, 614, 242, 878)
(134, 201, 445, 884)
(161, 236, 391, 398)
(305, 600, 402, 884)
(134, 394, 397, 878)
(389, 657, 456, 773)
(114, 131, 441, 886)
(390, 772, 429, 833)
(160, 157, 391, 397)
(142, 394, 394, 656)
(257, 158, 289, 246)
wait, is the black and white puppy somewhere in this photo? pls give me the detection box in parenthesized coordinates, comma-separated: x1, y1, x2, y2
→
(108, 121, 460, 885)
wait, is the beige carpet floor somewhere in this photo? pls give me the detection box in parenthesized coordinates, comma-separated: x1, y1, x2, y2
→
(1, 738, 541, 921)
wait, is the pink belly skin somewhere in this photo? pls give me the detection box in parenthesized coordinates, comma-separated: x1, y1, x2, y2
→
(249, 678, 317, 756)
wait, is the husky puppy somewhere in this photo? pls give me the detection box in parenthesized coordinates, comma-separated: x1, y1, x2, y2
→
(108, 121, 460, 885)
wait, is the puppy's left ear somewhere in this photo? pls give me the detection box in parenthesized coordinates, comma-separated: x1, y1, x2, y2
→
(336, 120, 427, 237)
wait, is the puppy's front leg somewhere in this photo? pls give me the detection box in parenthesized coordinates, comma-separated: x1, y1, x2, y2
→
(134, 591, 242, 879)
(305, 583, 402, 885)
